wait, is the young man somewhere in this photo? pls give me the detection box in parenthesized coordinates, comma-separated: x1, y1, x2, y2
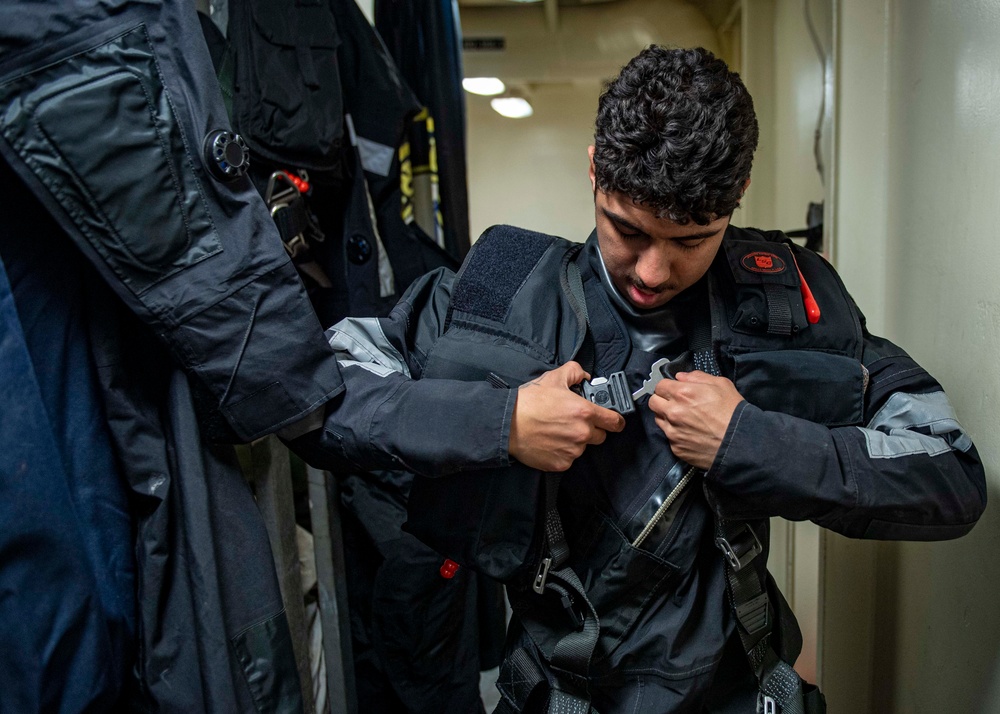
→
(292, 46, 986, 713)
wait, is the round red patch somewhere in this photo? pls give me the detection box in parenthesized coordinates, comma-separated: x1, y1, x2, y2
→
(741, 251, 786, 274)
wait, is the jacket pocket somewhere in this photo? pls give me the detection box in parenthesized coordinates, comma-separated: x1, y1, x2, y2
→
(0, 24, 222, 295)
(232, 0, 343, 169)
(732, 349, 866, 426)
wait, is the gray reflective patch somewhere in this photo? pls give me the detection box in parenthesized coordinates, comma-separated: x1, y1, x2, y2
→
(327, 318, 410, 378)
(345, 113, 394, 177)
(357, 136, 395, 177)
(860, 391, 972, 459)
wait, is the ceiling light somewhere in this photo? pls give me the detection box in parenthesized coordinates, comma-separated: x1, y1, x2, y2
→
(462, 77, 506, 96)
(490, 96, 533, 119)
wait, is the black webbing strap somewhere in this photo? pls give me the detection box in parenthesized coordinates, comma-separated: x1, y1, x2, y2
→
(764, 283, 793, 336)
(495, 648, 547, 714)
(495, 646, 598, 714)
(542, 474, 571, 569)
(694, 313, 803, 713)
(272, 195, 309, 244)
(565, 258, 596, 375)
(505, 259, 600, 714)
(687, 298, 720, 375)
(715, 517, 805, 714)
(528, 473, 600, 713)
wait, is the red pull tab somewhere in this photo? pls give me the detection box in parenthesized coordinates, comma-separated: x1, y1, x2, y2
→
(281, 170, 310, 195)
(439, 559, 460, 579)
(792, 256, 821, 324)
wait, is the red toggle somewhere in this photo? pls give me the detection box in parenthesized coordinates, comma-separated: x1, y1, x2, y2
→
(792, 255, 821, 324)
(281, 171, 310, 195)
(439, 559, 460, 579)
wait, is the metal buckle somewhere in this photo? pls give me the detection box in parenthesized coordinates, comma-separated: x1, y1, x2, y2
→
(264, 171, 298, 208)
(532, 556, 552, 594)
(761, 694, 777, 714)
(715, 524, 763, 572)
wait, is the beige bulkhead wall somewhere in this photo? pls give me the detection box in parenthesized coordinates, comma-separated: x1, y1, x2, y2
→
(461, 0, 719, 242)
(829, 0, 1000, 712)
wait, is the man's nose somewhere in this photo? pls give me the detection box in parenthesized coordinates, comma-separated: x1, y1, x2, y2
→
(634, 248, 671, 289)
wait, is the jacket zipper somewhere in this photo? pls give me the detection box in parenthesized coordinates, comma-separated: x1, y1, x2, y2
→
(631, 466, 698, 549)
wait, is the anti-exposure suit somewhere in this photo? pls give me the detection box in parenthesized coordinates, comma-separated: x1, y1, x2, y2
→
(291, 224, 987, 712)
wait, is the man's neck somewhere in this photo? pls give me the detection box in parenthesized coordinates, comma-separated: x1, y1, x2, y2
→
(586, 233, 704, 356)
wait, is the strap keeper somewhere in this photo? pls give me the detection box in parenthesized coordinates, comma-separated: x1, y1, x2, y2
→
(764, 283, 793, 336)
(560, 592, 583, 629)
(715, 523, 763, 572)
(735, 592, 770, 636)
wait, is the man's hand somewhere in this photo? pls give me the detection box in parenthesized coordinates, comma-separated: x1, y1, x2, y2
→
(509, 361, 626, 472)
(647, 371, 745, 470)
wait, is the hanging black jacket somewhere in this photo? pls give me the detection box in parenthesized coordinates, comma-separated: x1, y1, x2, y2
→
(0, 1, 345, 710)
(0, 0, 343, 444)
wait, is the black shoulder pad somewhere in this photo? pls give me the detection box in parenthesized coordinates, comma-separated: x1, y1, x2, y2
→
(450, 225, 557, 323)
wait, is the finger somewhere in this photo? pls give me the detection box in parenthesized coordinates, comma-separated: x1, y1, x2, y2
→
(588, 428, 609, 446)
(554, 360, 589, 387)
(647, 393, 668, 417)
(591, 404, 626, 432)
(653, 378, 681, 398)
(674, 370, 715, 384)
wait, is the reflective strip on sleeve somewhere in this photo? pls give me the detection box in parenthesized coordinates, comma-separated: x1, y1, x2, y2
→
(860, 390, 973, 459)
(327, 317, 410, 378)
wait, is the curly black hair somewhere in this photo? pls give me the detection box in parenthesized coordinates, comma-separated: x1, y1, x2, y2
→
(593, 46, 759, 225)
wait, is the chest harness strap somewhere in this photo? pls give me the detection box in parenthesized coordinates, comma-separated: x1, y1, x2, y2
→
(693, 326, 813, 714)
(496, 260, 602, 714)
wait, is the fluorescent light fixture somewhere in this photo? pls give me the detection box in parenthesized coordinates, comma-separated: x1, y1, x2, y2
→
(491, 96, 533, 118)
(462, 77, 506, 96)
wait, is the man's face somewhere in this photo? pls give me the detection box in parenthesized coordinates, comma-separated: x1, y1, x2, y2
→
(589, 148, 731, 311)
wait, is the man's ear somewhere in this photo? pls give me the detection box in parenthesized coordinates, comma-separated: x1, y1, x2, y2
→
(588, 145, 597, 192)
(742, 178, 751, 195)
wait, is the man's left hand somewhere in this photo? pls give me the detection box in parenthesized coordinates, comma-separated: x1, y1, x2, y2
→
(647, 371, 745, 470)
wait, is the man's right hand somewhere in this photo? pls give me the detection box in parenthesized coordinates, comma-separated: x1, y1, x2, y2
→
(508, 361, 626, 472)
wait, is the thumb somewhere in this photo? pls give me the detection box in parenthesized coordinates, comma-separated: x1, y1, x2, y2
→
(554, 360, 590, 387)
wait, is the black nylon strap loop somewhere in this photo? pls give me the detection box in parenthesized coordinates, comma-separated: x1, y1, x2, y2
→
(544, 474, 571, 569)
(764, 283, 793, 336)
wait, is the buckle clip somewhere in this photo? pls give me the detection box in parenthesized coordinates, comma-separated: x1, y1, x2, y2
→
(735, 592, 770, 636)
(760, 694, 777, 714)
(532, 556, 552, 594)
(715, 524, 763, 572)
